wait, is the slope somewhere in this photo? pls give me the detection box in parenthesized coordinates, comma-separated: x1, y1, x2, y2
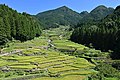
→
(70, 5, 120, 59)
(35, 6, 82, 29)
(80, 5, 114, 23)
(0, 26, 103, 80)
(36, 5, 114, 29)
(0, 4, 42, 46)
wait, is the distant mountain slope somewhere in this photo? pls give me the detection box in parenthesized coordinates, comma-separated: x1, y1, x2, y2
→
(102, 5, 120, 23)
(35, 6, 82, 29)
(80, 5, 114, 22)
(36, 5, 114, 29)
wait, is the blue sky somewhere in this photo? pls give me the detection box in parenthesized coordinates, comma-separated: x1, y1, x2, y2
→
(0, 0, 120, 15)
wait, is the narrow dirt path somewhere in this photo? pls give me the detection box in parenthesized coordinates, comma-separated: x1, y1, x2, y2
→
(0, 50, 22, 56)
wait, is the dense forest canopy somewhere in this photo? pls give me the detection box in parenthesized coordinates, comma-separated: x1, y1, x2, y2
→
(0, 4, 42, 45)
(70, 5, 120, 59)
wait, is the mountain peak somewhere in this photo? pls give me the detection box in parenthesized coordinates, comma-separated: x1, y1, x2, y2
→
(115, 5, 120, 11)
(59, 6, 69, 9)
(81, 5, 114, 21)
(36, 5, 114, 28)
(57, 6, 71, 11)
(90, 5, 114, 14)
(91, 5, 107, 13)
(36, 5, 82, 28)
(96, 5, 107, 9)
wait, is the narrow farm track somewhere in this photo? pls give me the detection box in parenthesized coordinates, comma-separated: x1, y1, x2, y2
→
(0, 50, 22, 56)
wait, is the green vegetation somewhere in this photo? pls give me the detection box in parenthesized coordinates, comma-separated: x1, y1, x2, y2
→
(88, 63, 120, 80)
(70, 5, 120, 59)
(33, 75, 86, 80)
(35, 5, 113, 29)
(0, 4, 42, 46)
(0, 26, 98, 80)
(35, 6, 82, 29)
(79, 5, 114, 23)
(0, 4, 120, 80)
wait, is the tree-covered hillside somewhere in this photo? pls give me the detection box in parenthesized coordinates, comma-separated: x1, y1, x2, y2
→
(0, 4, 42, 45)
(35, 6, 82, 29)
(70, 5, 120, 59)
(80, 5, 114, 23)
(36, 5, 114, 29)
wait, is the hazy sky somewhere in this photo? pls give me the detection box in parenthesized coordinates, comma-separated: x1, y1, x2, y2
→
(0, 0, 120, 15)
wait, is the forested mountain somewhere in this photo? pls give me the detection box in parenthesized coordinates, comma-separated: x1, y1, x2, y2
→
(70, 5, 120, 59)
(35, 5, 114, 29)
(80, 5, 114, 23)
(35, 6, 82, 29)
(0, 4, 42, 45)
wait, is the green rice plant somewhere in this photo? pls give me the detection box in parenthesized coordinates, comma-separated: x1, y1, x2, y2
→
(32, 75, 86, 80)
(10, 64, 36, 70)
(60, 70, 94, 76)
(48, 66, 79, 74)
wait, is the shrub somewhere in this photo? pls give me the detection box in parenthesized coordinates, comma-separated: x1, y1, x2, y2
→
(89, 63, 120, 80)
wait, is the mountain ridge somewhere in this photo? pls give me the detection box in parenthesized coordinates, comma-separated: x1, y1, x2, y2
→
(36, 6, 82, 29)
(80, 5, 114, 22)
(35, 5, 114, 28)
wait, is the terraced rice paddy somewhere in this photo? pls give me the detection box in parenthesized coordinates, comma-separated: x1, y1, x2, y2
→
(0, 26, 98, 80)
(0, 48, 95, 79)
(33, 75, 86, 80)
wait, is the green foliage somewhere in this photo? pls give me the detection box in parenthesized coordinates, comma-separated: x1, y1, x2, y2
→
(80, 5, 114, 23)
(89, 63, 120, 80)
(35, 6, 82, 29)
(0, 4, 118, 80)
(70, 5, 120, 59)
(0, 4, 42, 45)
(0, 27, 96, 80)
(112, 60, 120, 70)
(35, 5, 114, 29)
(0, 34, 8, 45)
(95, 63, 119, 77)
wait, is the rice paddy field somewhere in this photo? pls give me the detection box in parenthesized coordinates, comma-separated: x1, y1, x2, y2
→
(0, 26, 105, 80)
